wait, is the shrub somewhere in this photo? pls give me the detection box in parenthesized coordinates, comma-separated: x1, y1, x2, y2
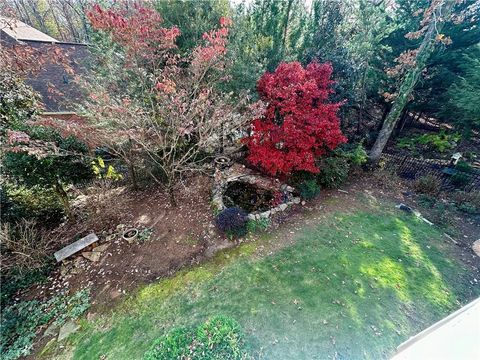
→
(2, 134, 93, 218)
(450, 162, 472, 189)
(451, 191, 480, 214)
(0, 184, 64, 226)
(289, 170, 317, 186)
(414, 175, 441, 195)
(144, 315, 253, 360)
(417, 130, 460, 152)
(455, 161, 473, 173)
(243, 61, 346, 176)
(318, 156, 350, 188)
(0, 220, 54, 275)
(215, 207, 248, 238)
(339, 143, 368, 166)
(247, 218, 271, 233)
(0, 73, 39, 128)
(396, 130, 461, 153)
(417, 194, 437, 208)
(297, 179, 320, 200)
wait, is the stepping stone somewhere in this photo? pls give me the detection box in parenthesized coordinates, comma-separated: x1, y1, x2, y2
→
(472, 240, 480, 258)
(82, 251, 102, 262)
(43, 322, 59, 338)
(54, 233, 98, 262)
(93, 243, 110, 253)
(58, 321, 79, 341)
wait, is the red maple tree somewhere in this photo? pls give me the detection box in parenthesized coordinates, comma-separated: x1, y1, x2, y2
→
(243, 61, 347, 176)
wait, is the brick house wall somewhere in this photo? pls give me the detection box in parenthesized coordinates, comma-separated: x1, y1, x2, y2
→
(1, 30, 88, 112)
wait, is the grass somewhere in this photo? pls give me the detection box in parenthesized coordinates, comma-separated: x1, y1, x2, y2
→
(61, 201, 477, 360)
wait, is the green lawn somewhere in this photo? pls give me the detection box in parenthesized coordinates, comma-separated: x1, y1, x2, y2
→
(64, 201, 478, 360)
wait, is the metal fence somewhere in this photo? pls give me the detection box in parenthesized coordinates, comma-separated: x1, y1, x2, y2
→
(381, 153, 480, 192)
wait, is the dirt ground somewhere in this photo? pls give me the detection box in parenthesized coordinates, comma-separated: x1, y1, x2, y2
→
(23, 171, 480, 312)
(16, 168, 480, 359)
(25, 176, 228, 310)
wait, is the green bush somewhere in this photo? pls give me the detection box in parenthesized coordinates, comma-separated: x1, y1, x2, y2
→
(297, 179, 320, 200)
(396, 130, 461, 153)
(144, 315, 253, 360)
(0, 73, 39, 128)
(340, 143, 368, 166)
(417, 130, 460, 152)
(290, 170, 317, 186)
(451, 191, 480, 214)
(247, 218, 271, 233)
(0, 289, 90, 360)
(417, 194, 437, 208)
(318, 157, 350, 188)
(414, 175, 441, 195)
(450, 162, 473, 188)
(1, 184, 64, 226)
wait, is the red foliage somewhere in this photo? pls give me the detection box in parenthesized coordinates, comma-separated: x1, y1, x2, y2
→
(86, 3, 180, 63)
(243, 62, 347, 176)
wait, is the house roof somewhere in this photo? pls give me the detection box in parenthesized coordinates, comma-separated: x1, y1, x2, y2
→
(0, 16, 58, 42)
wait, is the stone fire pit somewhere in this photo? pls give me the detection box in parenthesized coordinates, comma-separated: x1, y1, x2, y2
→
(212, 163, 300, 220)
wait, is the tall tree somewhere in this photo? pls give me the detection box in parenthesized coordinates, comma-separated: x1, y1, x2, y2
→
(369, 0, 455, 162)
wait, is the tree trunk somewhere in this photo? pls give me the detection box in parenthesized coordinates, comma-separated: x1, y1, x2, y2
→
(168, 185, 177, 207)
(369, 0, 455, 163)
(398, 110, 409, 134)
(282, 0, 294, 49)
(128, 161, 138, 190)
(394, 108, 408, 137)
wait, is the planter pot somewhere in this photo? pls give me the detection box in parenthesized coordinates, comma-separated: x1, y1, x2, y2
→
(122, 228, 138, 244)
(214, 156, 232, 169)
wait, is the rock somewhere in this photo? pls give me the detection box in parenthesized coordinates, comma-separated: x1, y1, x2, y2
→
(279, 203, 288, 211)
(472, 240, 480, 258)
(285, 186, 294, 192)
(110, 289, 122, 299)
(73, 257, 83, 267)
(301, 201, 306, 206)
(60, 264, 70, 277)
(82, 251, 102, 262)
(247, 214, 256, 220)
(93, 243, 110, 253)
(293, 197, 301, 204)
(58, 321, 79, 341)
(261, 211, 270, 218)
(396, 203, 413, 213)
(43, 322, 59, 338)
(106, 234, 116, 242)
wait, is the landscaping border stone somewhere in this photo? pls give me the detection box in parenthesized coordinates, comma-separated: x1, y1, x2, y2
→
(212, 163, 300, 220)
